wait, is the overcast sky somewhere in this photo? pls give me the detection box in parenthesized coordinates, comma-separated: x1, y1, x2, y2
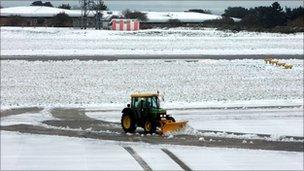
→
(1, 0, 303, 14)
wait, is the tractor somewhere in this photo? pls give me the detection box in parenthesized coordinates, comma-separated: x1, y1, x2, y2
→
(121, 92, 187, 134)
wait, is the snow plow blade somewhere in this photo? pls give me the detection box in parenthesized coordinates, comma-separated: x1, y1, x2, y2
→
(160, 120, 188, 134)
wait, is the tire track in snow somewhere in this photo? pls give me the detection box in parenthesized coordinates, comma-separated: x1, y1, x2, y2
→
(123, 146, 152, 171)
(161, 148, 192, 171)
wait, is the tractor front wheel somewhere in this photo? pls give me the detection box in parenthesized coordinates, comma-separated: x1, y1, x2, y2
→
(121, 113, 136, 133)
(166, 116, 176, 122)
(144, 120, 157, 134)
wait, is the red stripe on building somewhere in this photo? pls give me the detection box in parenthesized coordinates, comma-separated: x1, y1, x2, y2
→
(134, 20, 139, 30)
(119, 20, 124, 30)
(112, 19, 116, 30)
(127, 20, 131, 31)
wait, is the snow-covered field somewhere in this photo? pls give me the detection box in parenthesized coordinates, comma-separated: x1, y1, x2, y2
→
(1, 59, 302, 108)
(1, 27, 303, 56)
(2, 131, 303, 170)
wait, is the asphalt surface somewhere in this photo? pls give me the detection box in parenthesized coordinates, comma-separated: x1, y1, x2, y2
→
(1, 54, 303, 61)
(1, 107, 303, 152)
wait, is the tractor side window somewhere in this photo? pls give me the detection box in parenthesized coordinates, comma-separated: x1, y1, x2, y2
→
(134, 98, 140, 108)
(141, 99, 146, 108)
(151, 96, 159, 108)
(145, 98, 151, 108)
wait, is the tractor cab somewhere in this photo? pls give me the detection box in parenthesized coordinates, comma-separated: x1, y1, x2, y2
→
(131, 94, 159, 109)
(131, 93, 163, 114)
(121, 92, 187, 134)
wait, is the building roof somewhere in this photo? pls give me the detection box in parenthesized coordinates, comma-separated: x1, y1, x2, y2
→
(0, 6, 239, 22)
(131, 92, 159, 98)
(0, 6, 83, 17)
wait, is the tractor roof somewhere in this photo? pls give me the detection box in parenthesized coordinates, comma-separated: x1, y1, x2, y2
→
(131, 92, 158, 98)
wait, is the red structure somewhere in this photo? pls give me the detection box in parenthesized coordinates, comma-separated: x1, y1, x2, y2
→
(111, 19, 140, 31)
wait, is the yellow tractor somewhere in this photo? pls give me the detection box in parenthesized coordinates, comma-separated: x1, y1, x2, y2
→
(121, 92, 187, 134)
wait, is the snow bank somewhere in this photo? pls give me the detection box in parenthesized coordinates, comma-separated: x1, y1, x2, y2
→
(165, 123, 303, 142)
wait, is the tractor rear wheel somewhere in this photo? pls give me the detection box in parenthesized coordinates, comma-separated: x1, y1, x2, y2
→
(121, 113, 136, 133)
(144, 120, 157, 134)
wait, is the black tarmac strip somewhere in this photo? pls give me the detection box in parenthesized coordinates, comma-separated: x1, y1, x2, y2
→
(1, 54, 303, 61)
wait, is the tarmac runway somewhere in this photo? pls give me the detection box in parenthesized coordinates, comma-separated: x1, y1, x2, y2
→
(1, 107, 303, 152)
(1, 54, 303, 61)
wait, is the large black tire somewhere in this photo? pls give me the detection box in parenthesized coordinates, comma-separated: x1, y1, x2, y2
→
(121, 113, 136, 133)
(144, 120, 157, 134)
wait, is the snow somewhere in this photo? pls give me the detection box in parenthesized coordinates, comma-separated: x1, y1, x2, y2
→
(1, 59, 302, 108)
(1, 131, 142, 170)
(0, 6, 226, 22)
(145, 11, 223, 22)
(171, 108, 304, 136)
(0, 108, 55, 126)
(132, 146, 182, 170)
(168, 146, 303, 170)
(1, 27, 303, 56)
(1, 58, 302, 136)
(1, 131, 303, 170)
(0, 6, 82, 17)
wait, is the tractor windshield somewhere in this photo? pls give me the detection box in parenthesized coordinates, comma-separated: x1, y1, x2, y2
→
(132, 97, 159, 108)
(151, 96, 159, 108)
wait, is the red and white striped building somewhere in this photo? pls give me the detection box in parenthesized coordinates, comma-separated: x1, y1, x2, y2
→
(111, 19, 140, 31)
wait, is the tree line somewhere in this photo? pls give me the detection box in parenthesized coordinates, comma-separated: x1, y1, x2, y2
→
(221, 2, 304, 29)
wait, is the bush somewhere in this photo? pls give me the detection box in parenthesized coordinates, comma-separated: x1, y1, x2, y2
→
(287, 15, 304, 27)
(52, 13, 72, 27)
(187, 9, 211, 14)
(31, 1, 53, 7)
(7, 15, 24, 26)
(222, 2, 304, 29)
(123, 9, 147, 21)
(168, 19, 182, 27)
(203, 17, 235, 27)
(58, 4, 71, 10)
(31, 1, 43, 6)
(44, 2, 53, 7)
(222, 7, 248, 18)
(285, 6, 304, 21)
(93, 0, 108, 11)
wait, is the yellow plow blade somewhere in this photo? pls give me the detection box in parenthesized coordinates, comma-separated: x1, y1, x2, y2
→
(160, 120, 188, 134)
